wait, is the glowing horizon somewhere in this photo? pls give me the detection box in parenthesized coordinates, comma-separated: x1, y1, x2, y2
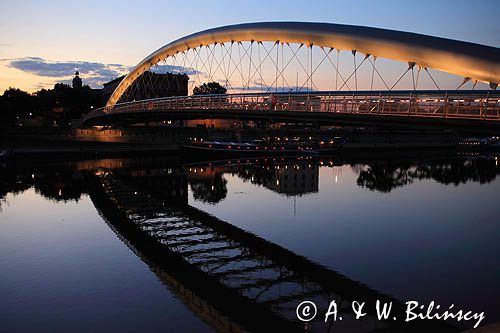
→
(1, 0, 498, 93)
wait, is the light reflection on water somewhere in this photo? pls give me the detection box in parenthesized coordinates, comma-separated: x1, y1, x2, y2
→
(0, 153, 499, 332)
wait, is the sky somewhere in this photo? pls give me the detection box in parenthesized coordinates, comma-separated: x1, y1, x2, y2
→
(0, 0, 499, 93)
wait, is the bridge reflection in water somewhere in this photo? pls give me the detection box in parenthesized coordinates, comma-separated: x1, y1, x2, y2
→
(83, 155, 480, 333)
(2, 154, 498, 332)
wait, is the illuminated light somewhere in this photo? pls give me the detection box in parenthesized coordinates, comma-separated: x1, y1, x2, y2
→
(134, 191, 138, 195)
(227, 145, 232, 148)
(58, 189, 62, 196)
(31, 174, 35, 179)
(335, 175, 338, 183)
(211, 186, 215, 191)
(276, 179, 280, 186)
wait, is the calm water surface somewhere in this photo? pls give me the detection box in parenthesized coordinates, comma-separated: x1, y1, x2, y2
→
(1, 153, 499, 332)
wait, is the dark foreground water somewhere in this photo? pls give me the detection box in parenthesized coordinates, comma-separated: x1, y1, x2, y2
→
(1, 152, 499, 332)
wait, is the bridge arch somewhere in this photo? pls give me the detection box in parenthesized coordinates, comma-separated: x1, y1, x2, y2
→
(107, 22, 500, 106)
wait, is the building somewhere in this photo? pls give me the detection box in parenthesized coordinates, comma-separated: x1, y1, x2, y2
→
(72, 71, 82, 89)
(264, 162, 319, 196)
(101, 71, 189, 103)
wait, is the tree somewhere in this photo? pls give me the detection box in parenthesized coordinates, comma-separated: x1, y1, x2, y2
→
(34, 83, 104, 125)
(2, 87, 36, 119)
(192, 82, 227, 95)
(189, 173, 228, 204)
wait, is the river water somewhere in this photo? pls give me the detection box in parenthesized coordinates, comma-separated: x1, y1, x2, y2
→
(1, 152, 499, 332)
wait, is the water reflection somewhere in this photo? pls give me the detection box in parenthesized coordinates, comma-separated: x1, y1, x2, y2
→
(355, 157, 500, 192)
(2, 154, 499, 207)
(1, 152, 499, 332)
(85, 160, 454, 332)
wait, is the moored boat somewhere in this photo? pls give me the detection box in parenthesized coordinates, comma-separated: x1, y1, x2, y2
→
(181, 137, 344, 155)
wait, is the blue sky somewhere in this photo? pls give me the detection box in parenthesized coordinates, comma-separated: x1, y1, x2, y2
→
(1, 0, 499, 92)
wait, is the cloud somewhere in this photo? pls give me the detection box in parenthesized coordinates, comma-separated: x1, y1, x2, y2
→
(4, 57, 204, 89)
(227, 80, 316, 93)
(5, 57, 131, 88)
(151, 64, 202, 76)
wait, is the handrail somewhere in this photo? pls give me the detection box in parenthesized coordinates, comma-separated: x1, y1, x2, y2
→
(83, 91, 500, 125)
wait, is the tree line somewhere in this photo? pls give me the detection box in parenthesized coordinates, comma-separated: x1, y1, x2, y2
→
(0, 80, 227, 131)
(0, 84, 105, 129)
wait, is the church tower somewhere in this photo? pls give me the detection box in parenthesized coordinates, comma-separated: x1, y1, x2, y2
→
(72, 70, 82, 89)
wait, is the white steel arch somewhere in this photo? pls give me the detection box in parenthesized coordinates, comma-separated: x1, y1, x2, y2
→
(107, 22, 500, 106)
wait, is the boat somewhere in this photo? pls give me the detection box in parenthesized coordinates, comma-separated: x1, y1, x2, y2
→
(181, 137, 344, 155)
(459, 137, 500, 150)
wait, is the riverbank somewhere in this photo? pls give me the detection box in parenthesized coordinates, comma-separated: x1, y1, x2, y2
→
(1, 143, 179, 160)
(2, 125, 495, 160)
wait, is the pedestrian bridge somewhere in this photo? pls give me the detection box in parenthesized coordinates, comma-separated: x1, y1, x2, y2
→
(83, 22, 500, 129)
(83, 90, 500, 129)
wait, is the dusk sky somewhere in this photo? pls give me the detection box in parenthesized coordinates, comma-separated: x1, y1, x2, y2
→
(1, 0, 499, 93)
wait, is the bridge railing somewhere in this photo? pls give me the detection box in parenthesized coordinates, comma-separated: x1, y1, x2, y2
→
(83, 91, 500, 124)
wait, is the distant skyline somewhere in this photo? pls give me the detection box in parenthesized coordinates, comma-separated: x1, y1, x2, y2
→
(1, 0, 499, 92)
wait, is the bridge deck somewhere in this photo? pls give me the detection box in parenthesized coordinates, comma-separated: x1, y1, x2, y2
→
(83, 91, 500, 128)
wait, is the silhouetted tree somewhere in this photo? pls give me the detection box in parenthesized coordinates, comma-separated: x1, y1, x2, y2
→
(355, 157, 500, 192)
(34, 83, 104, 125)
(357, 164, 412, 192)
(190, 173, 228, 204)
(2, 88, 37, 119)
(192, 82, 227, 95)
(0, 95, 14, 136)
